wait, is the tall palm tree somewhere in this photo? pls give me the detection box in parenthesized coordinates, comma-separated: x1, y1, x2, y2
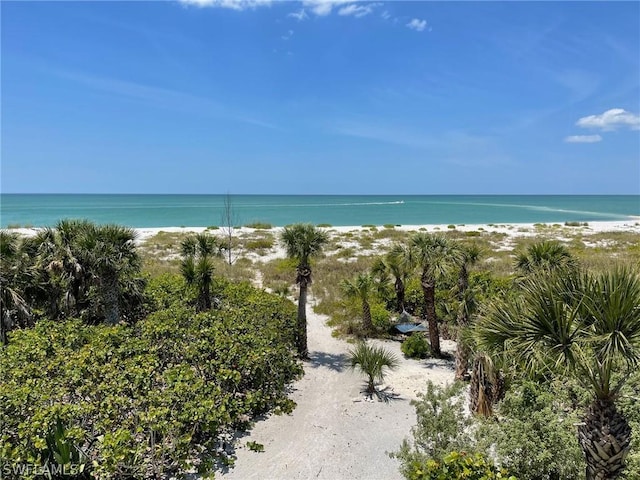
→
(280, 223, 328, 358)
(410, 233, 461, 357)
(371, 244, 415, 314)
(341, 272, 375, 333)
(515, 240, 577, 275)
(476, 267, 640, 480)
(454, 243, 481, 380)
(180, 233, 220, 312)
(77, 224, 140, 325)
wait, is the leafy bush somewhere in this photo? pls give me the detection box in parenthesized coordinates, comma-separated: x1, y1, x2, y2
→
(244, 222, 273, 229)
(393, 381, 474, 473)
(477, 381, 584, 480)
(401, 334, 430, 359)
(0, 277, 302, 479)
(400, 451, 516, 480)
(370, 302, 392, 331)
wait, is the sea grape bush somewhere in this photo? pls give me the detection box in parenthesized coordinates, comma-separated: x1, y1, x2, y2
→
(0, 276, 302, 479)
(402, 451, 517, 480)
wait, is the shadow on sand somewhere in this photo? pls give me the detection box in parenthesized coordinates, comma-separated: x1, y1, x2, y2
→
(307, 350, 349, 372)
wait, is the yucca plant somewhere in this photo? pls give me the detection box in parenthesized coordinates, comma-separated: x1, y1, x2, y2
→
(349, 341, 399, 398)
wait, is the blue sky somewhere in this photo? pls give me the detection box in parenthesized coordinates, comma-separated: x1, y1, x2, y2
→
(2, 0, 639, 194)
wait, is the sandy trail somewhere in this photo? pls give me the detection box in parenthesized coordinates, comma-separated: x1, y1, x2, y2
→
(219, 296, 455, 480)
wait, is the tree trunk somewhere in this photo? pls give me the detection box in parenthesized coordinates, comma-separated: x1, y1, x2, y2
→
(1, 308, 8, 345)
(455, 341, 470, 381)
(578, 398, 631, 480)
(455, 265, 470, 380)
(297, 283, 308, 358)
(421, 273, 441, 357)
(362, 300, 373, 332)
(394, 277, 405, 313)
(103, 274, 120, 325)
(197, 277, 212, 312)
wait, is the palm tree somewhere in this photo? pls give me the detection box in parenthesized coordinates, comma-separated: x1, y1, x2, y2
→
(454, 243, 481, 380)
(515, 240, 577, 275)
(476, 267, 640, 480)
(24, 221, 89, 318)
(280, 223, 328, 358)
(371, 244, 415, 314)
(0, 231, 31, 344)
(349, 341, 399, 398)
(76, 224, 140, 325)
(341, 272, 375, 333)
(180, 233, 220, 312)
(410, 233, 461, 357)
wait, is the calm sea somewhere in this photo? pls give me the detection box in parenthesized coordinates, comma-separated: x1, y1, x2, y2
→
(1, 195, 639, 228)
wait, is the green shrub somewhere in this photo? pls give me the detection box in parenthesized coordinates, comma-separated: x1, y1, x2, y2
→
(477, 381, 584, 480)
(245, 237, 274, 250)
(401, 451, 516, 480)
(564, 221, 588, 227)
(401, 334, 430, 359)
(371, 302, 392, 331)
(393, 381, 474, 472)
(316, 223, 332, 228)
(0, 277, 302, 479)
(244, 222, 273, 229)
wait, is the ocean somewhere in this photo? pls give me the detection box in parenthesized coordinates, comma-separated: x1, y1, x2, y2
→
(1, 195, 639, 228)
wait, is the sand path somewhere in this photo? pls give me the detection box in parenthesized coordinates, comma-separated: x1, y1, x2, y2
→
(219, 296, 455, 480)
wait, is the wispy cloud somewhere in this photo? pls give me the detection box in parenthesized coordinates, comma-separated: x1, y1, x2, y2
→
(302, 0, 355, 16)
(331, 119, 512, 166)
(406, 18, 428, 32)
(179, 0, 272, 9)
(576, 108, 640, 131)
(338, 2, 381, 18)
(53, 69, 278, 129)
(564, 134, 603, 144)
(288, 8, 308, 21)
(281, 29, 294, 40)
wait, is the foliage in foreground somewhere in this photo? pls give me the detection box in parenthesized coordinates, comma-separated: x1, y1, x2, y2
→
(0, 276, 302, 479)
(395, 381, 586, 480)
(401, 451, 516, 480)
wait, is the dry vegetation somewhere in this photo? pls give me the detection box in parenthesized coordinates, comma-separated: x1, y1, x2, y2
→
(138, 226, 640, 315)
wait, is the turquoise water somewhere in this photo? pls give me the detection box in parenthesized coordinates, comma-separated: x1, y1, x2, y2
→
(1, 195, 638, 228)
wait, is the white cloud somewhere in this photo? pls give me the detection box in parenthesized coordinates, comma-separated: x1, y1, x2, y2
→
(406, 18, 427, 32)
(288, 8, 309, 21)
(381, 10, 391, 20)
(576, 108, 640, 131)
(179, 0, 272, 9)
(564, 134, 603, 144)
(338, 3, 381, 18)
(302, 0, 354, 16)
(281, 29, 294, 40)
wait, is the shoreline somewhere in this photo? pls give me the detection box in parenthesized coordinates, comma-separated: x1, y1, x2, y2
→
(7, 219, 640, 244)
